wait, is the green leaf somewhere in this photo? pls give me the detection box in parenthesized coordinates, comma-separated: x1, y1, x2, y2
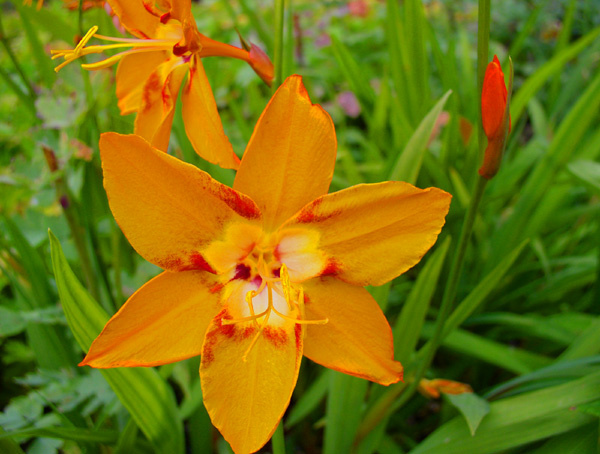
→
(286, 370, 328, 429)
(330, 35, 375, 108)
(531, 423, 598, 454)
(49, 230, 184, 454)
(0, 307, 26, 337)
(411, 370, 600, 454)
(510, 27, 600, 125)
(393, 237, 450, 363)
(389, 90, 452, 184)
(568, 160, 600, 195)
(445, 393, 490, 436)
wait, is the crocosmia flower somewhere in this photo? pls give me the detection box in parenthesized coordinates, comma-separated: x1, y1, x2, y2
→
(51, 0, 273, 170)
(479, 55, 512, 179)
(82, 76, 451, 453)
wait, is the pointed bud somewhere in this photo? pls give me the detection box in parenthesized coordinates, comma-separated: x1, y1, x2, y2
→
(248, 43, 274, 87)
(479, 55, 512, 179)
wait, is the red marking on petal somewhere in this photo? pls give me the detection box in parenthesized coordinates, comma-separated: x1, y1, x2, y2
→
(142, 72, 161, 111)
(160, 12, 171, 24)
(296, 198, 340, 224)
(233, 264, 251, 281)
(241, 325, 256, 339)
(142, 0, 159, 16)
(294, 324, 302, 359)
(263, 326, 288, 348)
(214, 185, 260, 220)
(209, 283, 224, 294)
(320, 259, 340, 277)
(189, 253, 216, 273)
(159, 255, 184, 270)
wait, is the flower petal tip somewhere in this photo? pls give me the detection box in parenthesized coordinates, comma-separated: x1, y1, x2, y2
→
(249, 44, 274, 87)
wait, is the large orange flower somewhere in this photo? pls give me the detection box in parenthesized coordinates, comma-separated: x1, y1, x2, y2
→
(52, 0, 273, 170)
(82, 76, 451, 453)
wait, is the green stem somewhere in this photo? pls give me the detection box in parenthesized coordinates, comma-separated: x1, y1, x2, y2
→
(476, 0, 491, 161)
(273, 0, 286, 92)
(271, 422, 286, 454)
(0, 13, 36, 100)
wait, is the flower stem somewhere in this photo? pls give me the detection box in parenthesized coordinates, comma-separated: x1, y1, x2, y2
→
(272, 0, 286, 92)
(476, 0, 491, 161)
(0, 13, 36, 101)
(271, 422, 286, 454)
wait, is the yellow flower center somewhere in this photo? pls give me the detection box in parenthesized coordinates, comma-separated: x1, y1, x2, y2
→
(208, 226, 328, 361)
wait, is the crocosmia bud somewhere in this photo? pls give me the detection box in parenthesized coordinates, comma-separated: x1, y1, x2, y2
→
(479, 55, 512, 179)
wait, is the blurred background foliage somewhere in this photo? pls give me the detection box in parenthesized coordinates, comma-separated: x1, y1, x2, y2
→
(1, 0, 600, 452)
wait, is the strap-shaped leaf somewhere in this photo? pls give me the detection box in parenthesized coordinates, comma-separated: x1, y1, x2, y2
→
(49, 230, 184, 454)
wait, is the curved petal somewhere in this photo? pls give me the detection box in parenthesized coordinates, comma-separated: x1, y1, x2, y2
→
(302, 277, 402, 385)
(201, 307, 302, 454)
(115, 50, 168, 115)
(81, 270, 222, 368)
(134, 58, 187, 152)
(105, 0, 161, 39)
(282, 181, 451, 286)
(181, 57, 240, 169)
(99, 132, 261, 271)
(233, 75, 337, 232)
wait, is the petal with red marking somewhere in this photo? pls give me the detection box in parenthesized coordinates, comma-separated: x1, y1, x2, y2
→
(134, 58, 187, 152)
(201, 307, 302, 454)
(302, 277, 402, 385)
(100, 132, 261, 271)
(282, 181, 451, 286)
(234, 75, 337, 232)
(81, 270, 222, 368)
(115, 50, 168, 115)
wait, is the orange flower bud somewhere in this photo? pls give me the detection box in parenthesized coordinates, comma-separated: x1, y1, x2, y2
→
(479, 55, 512, 179)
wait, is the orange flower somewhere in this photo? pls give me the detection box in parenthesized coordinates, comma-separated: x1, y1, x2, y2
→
(419, 378, 473, 399)
(81, 76, 451, 453)
(51, 0, 273, 170)
(479, 55, 512, 179)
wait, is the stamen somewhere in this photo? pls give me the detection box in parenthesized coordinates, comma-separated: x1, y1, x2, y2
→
(220, 308, 268, 325)
(280, 264, 293, 311)
(242, 286, 273, 361)
(271, 304, 328, 325)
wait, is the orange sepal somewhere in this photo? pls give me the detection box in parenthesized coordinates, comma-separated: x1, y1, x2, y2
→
(81, 270, 222, 368)
(234, 75, 337, 232)
(282, 181, 452, 286)
(248, 43, 274, 87)
(99, 133, 261, 272)
(181, 57, 240, 169)
(302, 277, 403, 385)
(115, 50, 168, 115)
(134, 58, 187, 152)
(200, 308, 303, 454)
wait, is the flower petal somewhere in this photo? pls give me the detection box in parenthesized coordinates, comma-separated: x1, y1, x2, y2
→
(302, 277, 402, 385)
(105, 0, 161, 39)
(99, 132, 261, 271)
(181, 57, 240, 169)
(481, 55, 509, 140)
(115, 50, 168, 115)
(233, 75, 337, 232)
(134, 58, 187, 152)
(282, 181, 451, 286)
(200, 308, 302, 454)
(81, 270, 222, 367)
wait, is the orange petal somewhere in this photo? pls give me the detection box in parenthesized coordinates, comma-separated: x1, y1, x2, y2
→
(181, 57, 240, 169)
(81, 270, 222, 368)
(200, 308, 303, 454)
(282, 182, 451, 286)
(234, 75, 337, 232)
(481, 55, 508, 140)
(105, 0, 161, 39)
(134, 58, 187, 152)
(302, 277, 402, 385)
(419, 378, 473, 399)
(99, 132, 261, 271)
(115, 50, 168, 115)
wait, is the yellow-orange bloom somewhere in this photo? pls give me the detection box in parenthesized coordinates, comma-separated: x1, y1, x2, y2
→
(82, 76, 451, 453)
(479, 55, 512, 179)
(51, 0, 273, 170)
